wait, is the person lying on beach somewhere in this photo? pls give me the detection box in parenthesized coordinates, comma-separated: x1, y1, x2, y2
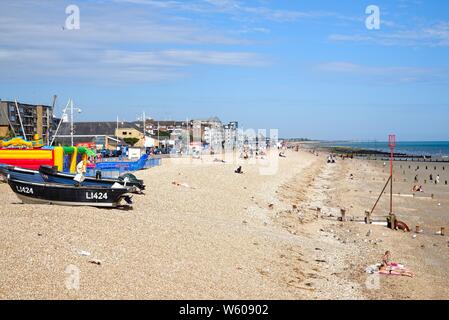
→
(378, 263, 414, 277)
(235, 166, 243, 174)
(412, 185, 424, 192)
(279, 152, 286, 158)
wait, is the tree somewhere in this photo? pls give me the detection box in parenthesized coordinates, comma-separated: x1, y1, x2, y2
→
(124, 137, 140, 146)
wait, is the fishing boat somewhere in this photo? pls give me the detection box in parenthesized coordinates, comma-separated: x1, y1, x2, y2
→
(39, 165, 145, 191)
(6, 177, 134, 207)
(0, 165, 44, 183)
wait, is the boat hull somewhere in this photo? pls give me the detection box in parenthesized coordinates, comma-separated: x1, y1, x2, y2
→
(7, 178, 132, 207)
(39, 166, 145, 191)
(1, 166, 45, 183)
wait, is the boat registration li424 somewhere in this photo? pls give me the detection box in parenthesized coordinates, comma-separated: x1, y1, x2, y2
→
(7, 176, 134, 208)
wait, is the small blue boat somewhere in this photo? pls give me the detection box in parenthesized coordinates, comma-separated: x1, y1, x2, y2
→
(0, 165, 45, 183)
(39, 166, 145, 192)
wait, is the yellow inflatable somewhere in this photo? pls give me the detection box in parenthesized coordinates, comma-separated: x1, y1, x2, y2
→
(0, 134, 44, 148)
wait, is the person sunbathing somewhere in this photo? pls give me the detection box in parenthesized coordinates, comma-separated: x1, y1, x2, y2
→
(382, 251, 392, 266)
(378, 263, 414, 278)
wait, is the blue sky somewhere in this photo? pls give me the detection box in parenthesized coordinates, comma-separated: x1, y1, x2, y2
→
(1, 0, 449, 140)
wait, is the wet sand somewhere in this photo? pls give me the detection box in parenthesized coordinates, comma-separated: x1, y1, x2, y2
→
(0, 150, 448, 299)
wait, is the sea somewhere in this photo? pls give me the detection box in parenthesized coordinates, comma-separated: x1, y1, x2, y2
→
(319, 141, 449, 158)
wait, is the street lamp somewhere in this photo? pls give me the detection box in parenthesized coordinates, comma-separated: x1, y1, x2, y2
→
(70, 100, 82, 146)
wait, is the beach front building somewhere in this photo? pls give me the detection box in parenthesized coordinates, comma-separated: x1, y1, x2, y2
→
(0, 100, 53, 142)
(53, 121, 146, 150)
(223, 121, 239, 149)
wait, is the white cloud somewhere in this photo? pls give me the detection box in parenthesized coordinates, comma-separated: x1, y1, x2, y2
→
(0, 1, 267, 83)
(316, 62, 449, 84)
(329, 22, 449, 47)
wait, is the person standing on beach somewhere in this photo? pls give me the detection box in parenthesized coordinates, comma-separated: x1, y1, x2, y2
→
(414, 175, 418, 183)
(74, 160, 86, 186)
(436, 174, 440, 184)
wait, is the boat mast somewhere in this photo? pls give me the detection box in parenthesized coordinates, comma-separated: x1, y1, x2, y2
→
(70, 99, 74, 146)
(48, 95, 57, 145)
(50, 98, 71, 146)
(14, 99, 27, 140)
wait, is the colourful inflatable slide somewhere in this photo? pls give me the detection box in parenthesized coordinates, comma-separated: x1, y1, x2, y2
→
(0, 136, 96, 173)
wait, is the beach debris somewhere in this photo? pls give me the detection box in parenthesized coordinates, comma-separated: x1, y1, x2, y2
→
(172, 181, 195, 189)
(339, 208, 347, 222)
(242, 220, 247, 224)
(268, 203, 274, 209)
(89, 259, 102, 266)
(365, 263, 380, 274)
(77, 250, 91, 257)
(37, 233, 42, 237)
(412, 234, 417, 239)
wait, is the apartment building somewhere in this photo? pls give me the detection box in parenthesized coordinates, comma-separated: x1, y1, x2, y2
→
(0, 100, 53, 141)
